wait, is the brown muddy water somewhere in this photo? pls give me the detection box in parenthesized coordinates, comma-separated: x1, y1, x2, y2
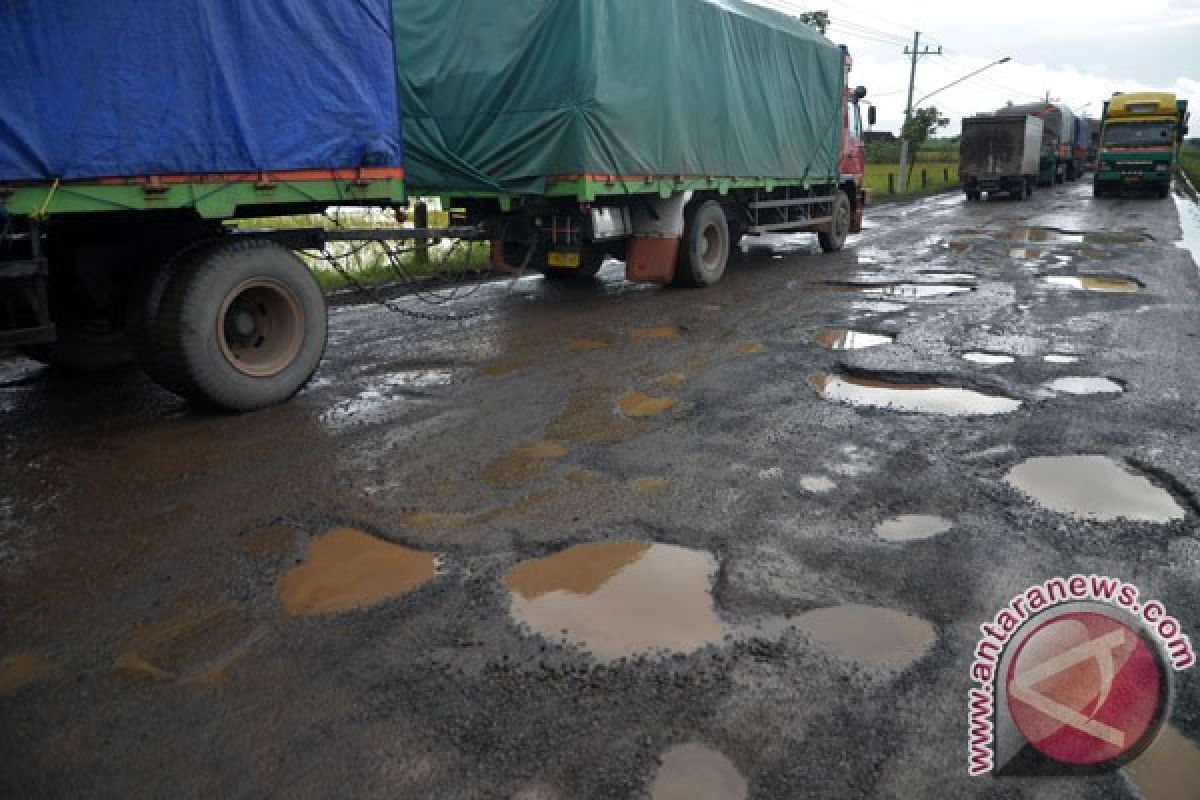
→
(795, 604, 936, 669)
(278, 528, 438, 615)
(1004, 455, 1185, 522)
(504, 541, 726, 661)
(1124, 724, 1200, 800)
(874, 514, 955, 542)
(651, 742, 748, 800)
(814, 329, 895, 350)
(811, 373, 1021, 416)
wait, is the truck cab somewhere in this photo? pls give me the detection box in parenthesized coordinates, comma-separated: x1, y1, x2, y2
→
(1095, 92, 1190, 198)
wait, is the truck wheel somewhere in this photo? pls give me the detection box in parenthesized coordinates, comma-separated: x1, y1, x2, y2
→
(818, 191, 851, 253)
(1025, 179, 1034, 199)
(965, 190, 981, 202)
(1157, 184, 1171, 199)
(1093, 183, 1106, 198)
(21, 272, 134, 373)
(157, 239, 326, 411)
(673, 200, 730, 287)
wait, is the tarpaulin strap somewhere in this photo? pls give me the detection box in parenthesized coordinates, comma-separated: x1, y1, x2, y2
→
(32, 178, 60, 220)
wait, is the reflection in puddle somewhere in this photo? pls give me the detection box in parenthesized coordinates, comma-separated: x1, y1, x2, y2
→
(115, 603, 263, 685)
(800, 475, 837, 493)
(320, 370, 455, 428)
(1044, 354, 1081, 364)
(651, 742, 748, 800)
(851, 301, 907, 314)
(1043, 376, 1124, 395)
(875, 514, 954, 542)
(1005, 455, 1185, 522)
(483, 441, 569, 488)
(1044, 275, 1141, 293)
(0, 652, 50, 696)
(504, 541, 726, 660)
(963, 352, 1015, 365)
(278, 528, 438, 615)
(996, 227, 1084, 244)
(812, 372, 1021, 415)
(812, 282, 973, 298)
(1125, 724, 1200, 800)
(814, 329, 894, 350)
(1009, 247, 1042, 259)
(619, 391, 678, 417)
(796, 604, 936, 668)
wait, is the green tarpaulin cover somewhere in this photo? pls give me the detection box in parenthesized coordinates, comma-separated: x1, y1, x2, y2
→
(393, 0, 845, 195)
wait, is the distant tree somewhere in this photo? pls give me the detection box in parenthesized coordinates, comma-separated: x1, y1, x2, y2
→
(903, 107, 950, 179)
(796, 10, 829, 33)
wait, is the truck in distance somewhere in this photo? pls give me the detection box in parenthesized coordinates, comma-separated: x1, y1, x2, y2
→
(999, 101, 1080, 185)
(959, 114, 1045, 201)
(1094, 91, 1190, 198)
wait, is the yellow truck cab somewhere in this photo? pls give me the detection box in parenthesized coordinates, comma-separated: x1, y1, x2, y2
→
(1094, 91, 1189, 198)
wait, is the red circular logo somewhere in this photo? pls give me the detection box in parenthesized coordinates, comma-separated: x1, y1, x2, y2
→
(1006, 611, 1165, 765)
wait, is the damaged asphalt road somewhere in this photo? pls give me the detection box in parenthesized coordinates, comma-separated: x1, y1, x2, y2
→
(3, 180, 1200, 798)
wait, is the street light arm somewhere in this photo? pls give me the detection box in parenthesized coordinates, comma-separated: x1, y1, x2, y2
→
(913, 56, 1011, 108)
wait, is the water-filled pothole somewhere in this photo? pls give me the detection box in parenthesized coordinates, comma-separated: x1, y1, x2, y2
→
(1044, 354, 1081, 364)
(996, 227, 1084, 244)
(1044, 275, 1141, 293)
(1125, 724, 1200, 800)
(796, 604, 936, 668)
(810, 281, 973, 298)
(651, 742, 748, 800)
(1043, 376, 1124, 395)
(1004, 455, 1185, 522)
(812, 372, 1021, 415)
(278, 528, 438, 615)
(504, 541, 726, 661)
(963, 352, 1015, 365)
(482, 440, 569, 488)
(875, 514, 954, 542)
(814, 329, 894, 350)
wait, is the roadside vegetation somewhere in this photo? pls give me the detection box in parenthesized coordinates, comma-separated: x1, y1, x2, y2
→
(229, 206, 491, 292)
(865, 132, 960, 200)
(1180, 142, 1200, 190)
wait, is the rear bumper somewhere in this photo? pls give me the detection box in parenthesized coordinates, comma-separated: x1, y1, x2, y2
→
(0, 258, 56, 347)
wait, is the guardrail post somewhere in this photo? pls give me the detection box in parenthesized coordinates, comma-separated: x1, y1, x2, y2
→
(888, 173, 895, 194)
(944, 167, 950, 183)
(921, 169, 928, 189)
(414, 201, 429, 266)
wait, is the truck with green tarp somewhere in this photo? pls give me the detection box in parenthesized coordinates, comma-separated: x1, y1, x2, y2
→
(394, 0, 872, 287)
(1094, 91, 1190, 198)
(1, 0, 870, 411)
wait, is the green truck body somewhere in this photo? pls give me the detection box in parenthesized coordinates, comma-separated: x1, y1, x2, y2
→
(1094, 93, 1190, 198)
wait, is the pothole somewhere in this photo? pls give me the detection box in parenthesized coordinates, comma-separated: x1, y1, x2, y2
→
(809, 281, 973, 298)
(115, 602, 263, 685)
(482, 440, 569, 488)
(795, 604, 936, 669)
(569, 339, 611, 352)
(1044, 354, 1081, 364)
(619, 392, 678, 417)
(812, 372, 1021, 415)
(651, 742, 748, 800)
(963, 352, 1015, 366)
(735, 342, 766, 355)
(800, 475, 837, 493)
(504, 541, 727, 661)
(0, 652, 51, 696)
(1004, 455, 1185, 522)
(996, 227, 1085, 244)
(1043, 376, 1124, 395)
(1043, 275, 1141, 293)
(278, 528, 438, 615)
(548, 389, 647, 443)
(814, 329, 894, 350)
(875, 514, 954, 542)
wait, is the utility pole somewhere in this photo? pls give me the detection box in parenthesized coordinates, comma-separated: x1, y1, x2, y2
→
(897, 31, 942, 193)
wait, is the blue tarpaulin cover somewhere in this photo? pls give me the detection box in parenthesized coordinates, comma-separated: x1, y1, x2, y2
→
(0, 1, 402, 182)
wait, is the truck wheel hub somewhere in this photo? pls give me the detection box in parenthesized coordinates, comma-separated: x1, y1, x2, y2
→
(217, 278, 304, 378)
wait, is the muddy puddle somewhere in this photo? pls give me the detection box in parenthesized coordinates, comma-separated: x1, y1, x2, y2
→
(796, 604, 936, 668)
(504, 541, 726, 661)
(1124, 724, 1200, 800)
(278, 528, 438, 615)
(875, 514, 954, 542)
(482, 440, 569, 488)
(651, 742, 748, 800)
(963, 352, 1015, 365)
(814, 329, 894, 350)
(1044, 354, 1081, 364)
(116, 603, 263, 685)
(0, 652, 51, 696)
(735, 342, 766, 355)
(480, 360, 530, 378)
(1008, 247, 1043, 260)
(632, 326, 682, 340)
(1043, 376, 1124, 395)
(548, 389, 648, 443)
(812, 372, 1021, 416)
(1004, 455, 1185, 522)
(811, 281, 973, 299)
(633, 478, 673, 497)
(996, 227, 1084, 244)
(1044, 275, 1141, 293)
(569, 339, 611, 352)
(619, 391, 679, 417)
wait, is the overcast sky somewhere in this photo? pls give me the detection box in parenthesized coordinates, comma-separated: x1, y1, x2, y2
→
(755, 0, 1200, 136)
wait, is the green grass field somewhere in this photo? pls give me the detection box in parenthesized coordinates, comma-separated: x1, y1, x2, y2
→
(1180, 147, 1200, 190)
(865, 163, 959, 198)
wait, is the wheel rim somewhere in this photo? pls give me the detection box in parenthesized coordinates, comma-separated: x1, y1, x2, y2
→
(700, 221, 724, 270)
(217, 278, 304, 378)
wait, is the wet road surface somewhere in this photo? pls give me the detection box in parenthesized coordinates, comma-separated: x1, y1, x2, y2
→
(4, 180, 1200, 798)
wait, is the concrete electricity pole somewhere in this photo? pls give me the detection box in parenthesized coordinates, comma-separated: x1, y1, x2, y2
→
(897, 31, 941, 193)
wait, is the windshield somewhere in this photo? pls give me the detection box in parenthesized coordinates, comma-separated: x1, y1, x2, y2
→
(1102, 121, 1175, 147)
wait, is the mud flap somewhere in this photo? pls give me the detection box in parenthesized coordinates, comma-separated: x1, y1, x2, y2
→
(623, 192, 689, 285)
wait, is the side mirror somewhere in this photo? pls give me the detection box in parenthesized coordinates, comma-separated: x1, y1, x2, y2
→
(868, 105, 877, 126)
(854, 85, 868, 100)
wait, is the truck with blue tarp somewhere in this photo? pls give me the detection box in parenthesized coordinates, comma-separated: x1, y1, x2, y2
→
(1, 0, 870, 411)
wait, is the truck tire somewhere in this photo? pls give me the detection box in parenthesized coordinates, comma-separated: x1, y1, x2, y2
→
(673, 200, 730, 287)
(157, 239, 326, 411)
(1025, 179, 1034, 199)
(1157, 184, 1171, 199)
(21, 267, 134, 373)
(965, 189, 981, 202)
(818, 190, 851, 253)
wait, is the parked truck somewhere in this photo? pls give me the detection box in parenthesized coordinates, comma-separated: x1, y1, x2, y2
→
(1094, 92, 1190, 198)
(959, 114, 1044, 201)
(0, 0, 869, 412)
(999, 102, 1080, 184)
